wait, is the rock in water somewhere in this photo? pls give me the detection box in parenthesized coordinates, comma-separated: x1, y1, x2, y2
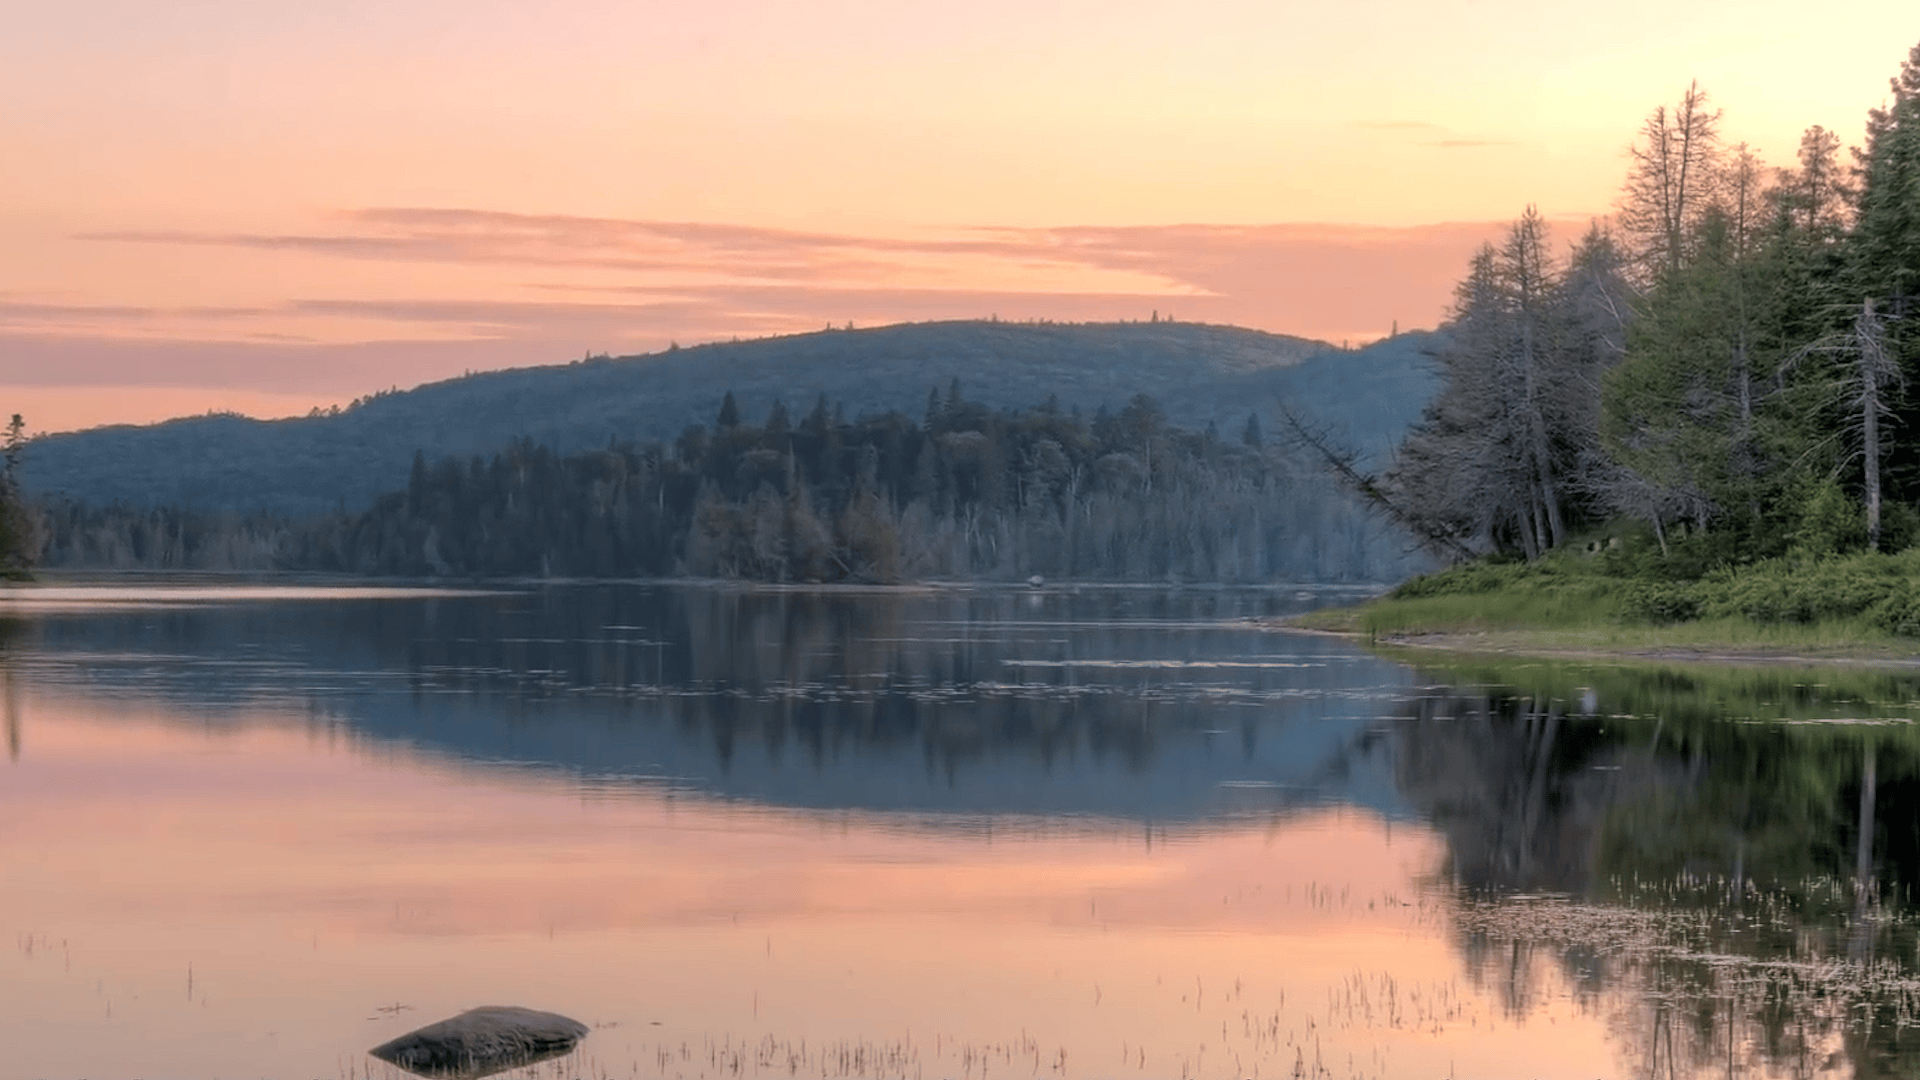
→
(369, 1006, 589, 1079)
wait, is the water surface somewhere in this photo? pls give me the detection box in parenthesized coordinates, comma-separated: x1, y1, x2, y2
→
(3, 584, 1917, 1079)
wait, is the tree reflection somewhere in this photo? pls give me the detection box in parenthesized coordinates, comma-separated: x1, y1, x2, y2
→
(1401, 658, 1920, 1078)
(14, 585, 1412, 823)
(2, 615, 20, 762)
(4, 660, 18, 763)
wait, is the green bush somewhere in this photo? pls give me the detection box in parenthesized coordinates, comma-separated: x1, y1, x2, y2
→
(1376, 536, 1920, 639)
(1883, 502, 1920, 553)
(1596, 520, 1758, 582)
(1389, 557, 1537, 599)
(1792, 480, 1867, 557)
(1870, 585, 1920, 637)
(1620, 581, 1702, 623)
(1682, 552, 1920, 629)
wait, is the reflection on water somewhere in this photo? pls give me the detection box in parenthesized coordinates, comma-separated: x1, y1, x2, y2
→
(1400, 655, 1920, 1079)
(8, 585, 1417, 825)
(3, 585, 1920, 1078)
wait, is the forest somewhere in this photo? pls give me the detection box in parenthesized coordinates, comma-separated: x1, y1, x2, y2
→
(1392, 42, 1920, 567)
(26, 387, 1424, 583)
(17, 320, 1430, 517)
(1340, 40, 1920, 638)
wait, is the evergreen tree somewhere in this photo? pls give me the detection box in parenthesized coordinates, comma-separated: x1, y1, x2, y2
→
(1603, 211, 1760, 536)
(762, 400, 791, 454)
(1777, 124, 1853, 241)
(1848, 42, 1920, 499)
(407, 450, 429, 515)
(0, 414, 36, 577)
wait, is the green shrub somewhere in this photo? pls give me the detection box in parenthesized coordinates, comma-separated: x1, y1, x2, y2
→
(1376, 540, 1920, 640)
(1685, 553, 1916, 627)
(1882, 502, 1920, 553)
(1620, 581, 1702, 623)
(1870, 583, 1920, 637)
(1792, 480, 1867, 557)
(1389, 558, 1536, 599)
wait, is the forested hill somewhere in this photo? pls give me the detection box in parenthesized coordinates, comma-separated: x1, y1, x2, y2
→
(20, 320, 1438, 516)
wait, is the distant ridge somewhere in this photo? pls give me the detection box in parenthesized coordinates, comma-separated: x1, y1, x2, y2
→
(21, 320, 1438, 516)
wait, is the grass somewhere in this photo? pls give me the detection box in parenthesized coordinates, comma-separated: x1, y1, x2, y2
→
(1296, 535, 1920, 663)
(1388, 645, 1920, 727)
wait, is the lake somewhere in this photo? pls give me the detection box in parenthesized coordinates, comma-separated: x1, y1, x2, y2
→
(2, 583, 1917, 1079)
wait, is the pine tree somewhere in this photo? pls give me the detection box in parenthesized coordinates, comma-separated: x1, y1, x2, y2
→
(1603, 212, 1752, 535)
(1241, 413, 1264, 449)
(0, 414, 36, 577)
(763, 400, 791, 452)
(1778, 125, 1853, 241)
(1851, 41, 1920, 315)
(1848, 41, 1920, 499)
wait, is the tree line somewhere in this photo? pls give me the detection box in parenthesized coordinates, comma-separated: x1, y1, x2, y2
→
(1389, 43, 1920, 567)
(31, 387, 1426, 583)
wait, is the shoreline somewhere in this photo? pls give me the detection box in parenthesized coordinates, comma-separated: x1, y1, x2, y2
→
(1280, 611, 1920, 669)
(7, 568, 1394, 594)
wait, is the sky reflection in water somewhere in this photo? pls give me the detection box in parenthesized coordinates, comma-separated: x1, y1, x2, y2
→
(1, 584, 1915, 1079)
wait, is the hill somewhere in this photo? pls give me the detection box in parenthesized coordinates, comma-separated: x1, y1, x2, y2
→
(20, 320, 1439, 516)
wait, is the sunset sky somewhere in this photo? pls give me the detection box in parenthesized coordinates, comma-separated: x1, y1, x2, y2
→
(4, 1, 1915, 434)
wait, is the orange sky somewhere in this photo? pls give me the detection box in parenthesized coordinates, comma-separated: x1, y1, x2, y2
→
(2, 692, 1625, 1079)
(3, 2, 1916, 434)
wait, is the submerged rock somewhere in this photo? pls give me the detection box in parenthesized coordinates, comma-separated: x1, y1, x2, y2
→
(368, 1005, 589, 1079)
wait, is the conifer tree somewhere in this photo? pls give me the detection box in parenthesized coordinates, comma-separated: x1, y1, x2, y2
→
(0, 414, 37, 577)
(1848, 42, 1920, 497)
(1603, 211, 1756, 533)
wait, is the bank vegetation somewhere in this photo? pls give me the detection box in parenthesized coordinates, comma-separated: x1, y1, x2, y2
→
(1325, 42, 1920, 652)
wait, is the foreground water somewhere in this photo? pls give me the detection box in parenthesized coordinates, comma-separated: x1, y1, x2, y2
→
(2, 583, 1918, 1079)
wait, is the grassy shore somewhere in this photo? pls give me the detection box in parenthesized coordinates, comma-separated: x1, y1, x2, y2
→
(1294, 541, 1920, 665)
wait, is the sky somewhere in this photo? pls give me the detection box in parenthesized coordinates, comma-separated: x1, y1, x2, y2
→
(3, 2, 1916, 434)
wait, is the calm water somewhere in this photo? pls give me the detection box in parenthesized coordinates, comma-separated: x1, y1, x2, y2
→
(3, 583, 1918, 1080)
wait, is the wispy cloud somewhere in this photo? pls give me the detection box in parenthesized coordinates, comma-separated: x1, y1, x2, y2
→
(1349, 120, 1439, 130)
(76, 210, 1055, 281)
(73, 208, 1498, 304)
(0, 299, 272, 323)
(21, 208, 1541, 399)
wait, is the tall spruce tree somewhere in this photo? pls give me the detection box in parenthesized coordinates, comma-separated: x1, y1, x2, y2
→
(1603, 210, 1764, 536)
(0, 414, 36, 577)
(1849, 42, 1920, 500)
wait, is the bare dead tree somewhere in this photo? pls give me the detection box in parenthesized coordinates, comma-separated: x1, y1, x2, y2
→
(1618, 80, 1723, 283)
(1506, 208, 1567, 549)
(1789, 299, 1903, 549)
(1275, 401, 1475, 563)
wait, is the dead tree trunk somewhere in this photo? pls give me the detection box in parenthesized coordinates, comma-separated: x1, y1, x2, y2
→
(1857, 299, 1889, 552)
(1275, 403, 1476, 563)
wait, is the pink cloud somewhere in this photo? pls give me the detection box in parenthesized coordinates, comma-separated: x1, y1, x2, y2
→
(10, 209, 1575, 430)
